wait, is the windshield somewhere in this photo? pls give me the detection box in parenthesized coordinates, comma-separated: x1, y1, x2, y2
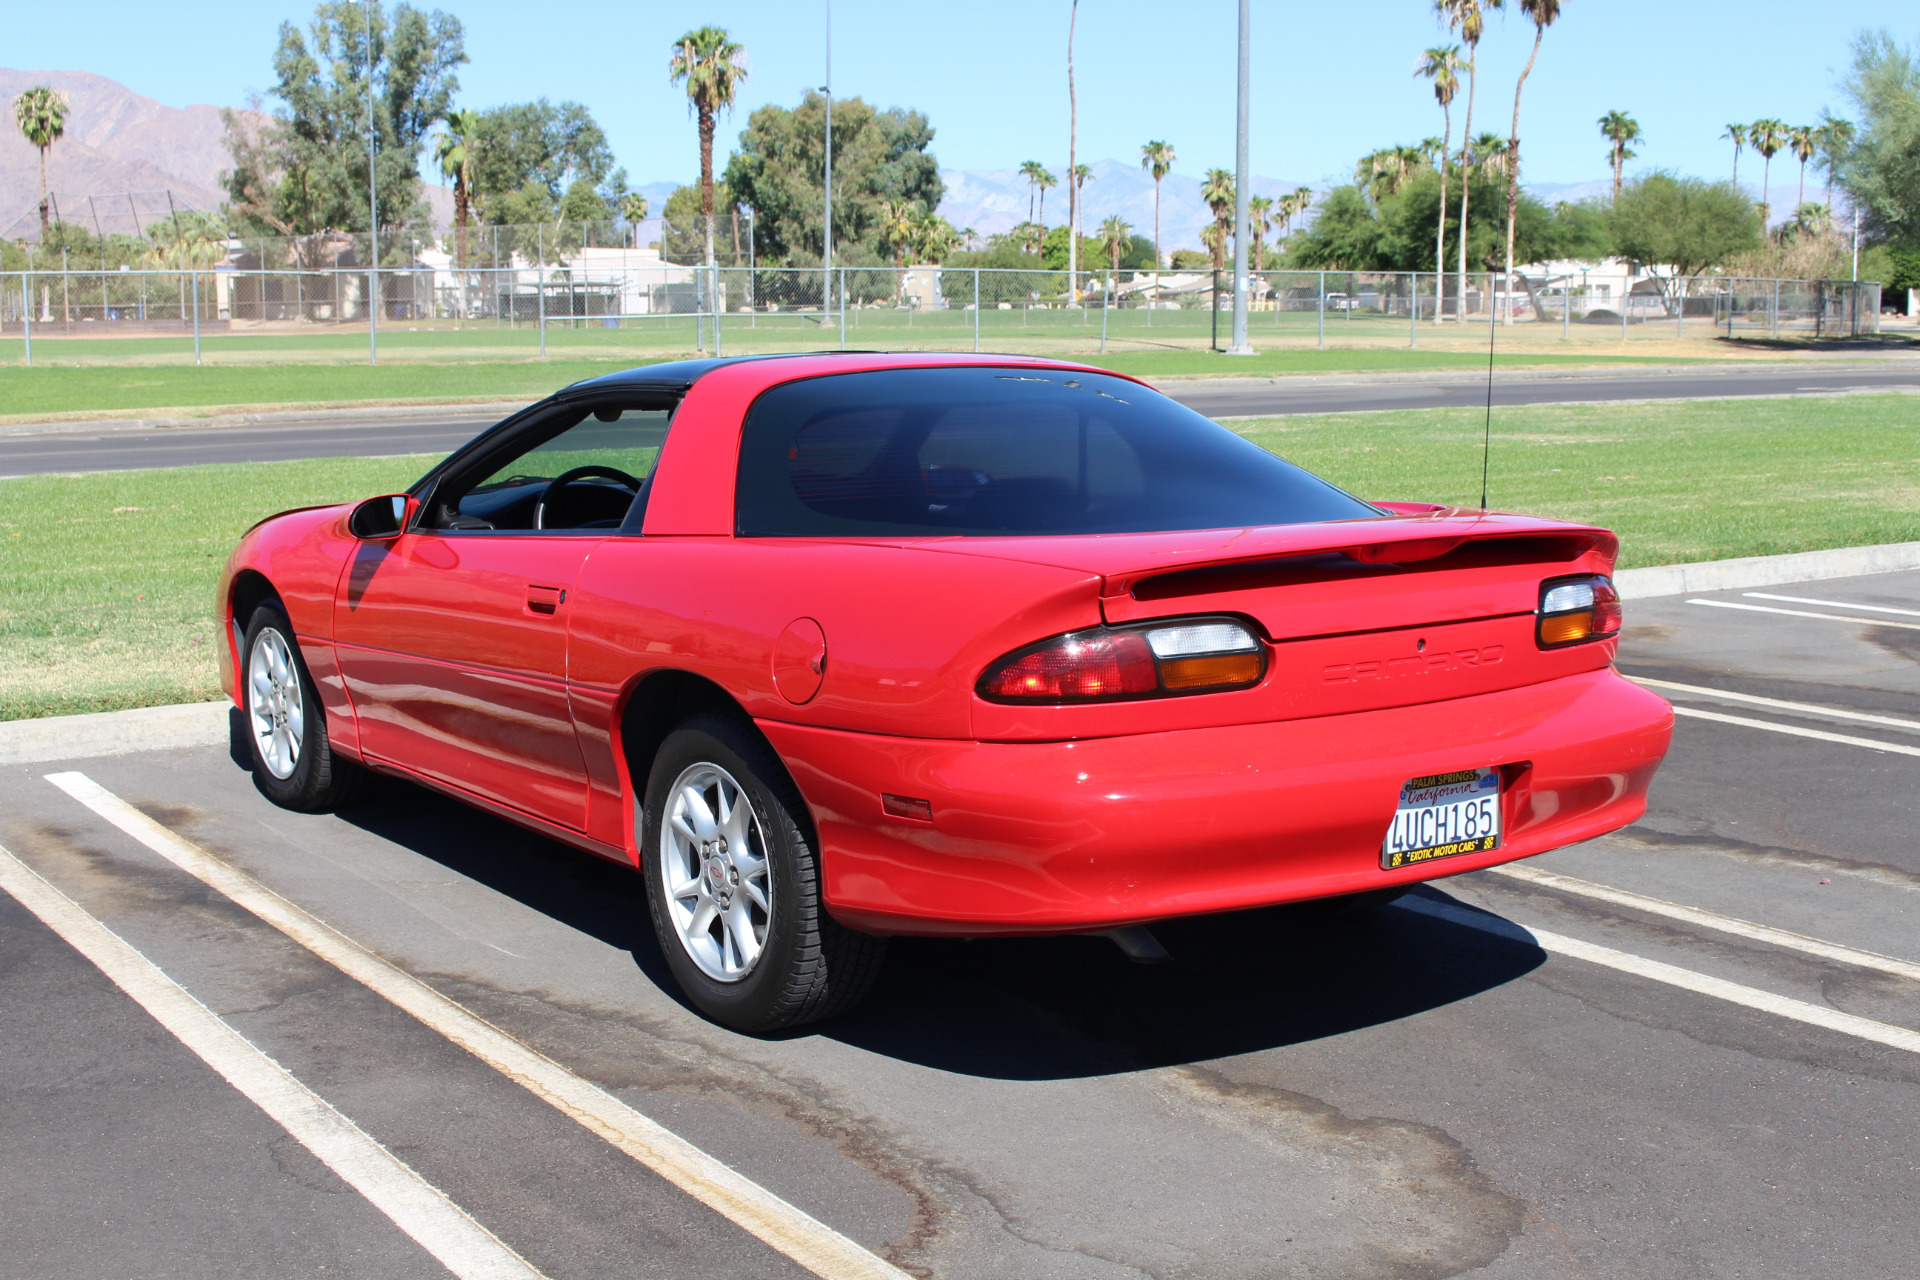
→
(734, 367, 1378, 537)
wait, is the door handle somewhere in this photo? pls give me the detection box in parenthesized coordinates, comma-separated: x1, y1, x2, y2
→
(526, 585, 564, 616)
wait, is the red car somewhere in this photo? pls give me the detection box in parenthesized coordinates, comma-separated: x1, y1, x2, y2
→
(220, 352, 1672, 1030)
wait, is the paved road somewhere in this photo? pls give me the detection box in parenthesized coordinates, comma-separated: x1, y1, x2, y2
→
(3, 362, 1917, 476)
(6, 569, 1920, 1277)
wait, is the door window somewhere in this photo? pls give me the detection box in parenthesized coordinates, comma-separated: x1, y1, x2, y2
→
(427, 403, 674, 533)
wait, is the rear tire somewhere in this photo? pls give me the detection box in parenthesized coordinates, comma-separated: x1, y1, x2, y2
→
(642, 712, 885, 1032)
(241, 604, 366, 812)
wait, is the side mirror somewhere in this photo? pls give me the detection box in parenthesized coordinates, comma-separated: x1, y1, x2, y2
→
(348, 493, 411, 540)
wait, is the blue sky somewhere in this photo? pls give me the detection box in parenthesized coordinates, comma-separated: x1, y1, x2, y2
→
(9, 1, 1904, 188)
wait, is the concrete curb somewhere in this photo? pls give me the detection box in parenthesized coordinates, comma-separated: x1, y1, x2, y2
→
(0, 401, 530, 438)
(1614, 542, 1920, 599)
(8, 541, 1920, 758)
(0, 701, 233, 765)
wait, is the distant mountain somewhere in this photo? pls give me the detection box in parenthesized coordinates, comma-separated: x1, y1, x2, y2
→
(0, 68, 254, 239)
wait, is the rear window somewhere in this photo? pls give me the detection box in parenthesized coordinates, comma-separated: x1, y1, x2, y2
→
(735, 368, 1377, 537)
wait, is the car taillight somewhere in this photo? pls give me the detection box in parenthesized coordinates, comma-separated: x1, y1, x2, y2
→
(978, 618, 1265, 703)
(1537, 575, 1622, 648)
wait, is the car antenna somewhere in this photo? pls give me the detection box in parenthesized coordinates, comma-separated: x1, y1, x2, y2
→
(1480, 285, 1496, 512)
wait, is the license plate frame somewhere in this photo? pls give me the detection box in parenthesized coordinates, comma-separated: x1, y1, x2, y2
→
(1380, 767, 1503, 870)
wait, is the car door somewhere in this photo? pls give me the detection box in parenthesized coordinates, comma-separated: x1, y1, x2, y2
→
(333, 399, 673, 831)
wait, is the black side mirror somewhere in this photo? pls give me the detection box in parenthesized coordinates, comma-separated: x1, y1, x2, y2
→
(348, 493, 411, 540)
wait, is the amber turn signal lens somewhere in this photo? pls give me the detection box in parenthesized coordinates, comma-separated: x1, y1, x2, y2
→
(1537, 610, 1595, 646)
(1158, 651, 1265, 691)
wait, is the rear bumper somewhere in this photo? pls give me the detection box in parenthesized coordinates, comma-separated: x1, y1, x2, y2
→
(761, 667, 1672, 936)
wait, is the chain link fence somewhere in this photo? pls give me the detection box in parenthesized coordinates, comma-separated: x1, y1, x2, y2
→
(0, 262, 1882, 362)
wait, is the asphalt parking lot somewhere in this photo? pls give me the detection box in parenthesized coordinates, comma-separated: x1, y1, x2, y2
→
(6, 570, 1920, 1279)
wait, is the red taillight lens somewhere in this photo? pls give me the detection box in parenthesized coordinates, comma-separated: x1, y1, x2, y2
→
(978, 630, 1159, 701)
(1537, 575, 1622, 648)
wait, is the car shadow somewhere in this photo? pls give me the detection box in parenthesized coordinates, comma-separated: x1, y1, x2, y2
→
(330, 776, 1542, 1081)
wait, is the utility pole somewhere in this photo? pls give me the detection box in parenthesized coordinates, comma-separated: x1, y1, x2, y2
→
(822, 0, 833, 322)
(365, 0, 379, 365)
(1226, 0, 1254, 354)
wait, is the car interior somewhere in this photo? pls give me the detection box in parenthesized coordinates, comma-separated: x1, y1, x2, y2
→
(420, 400, 676, 534)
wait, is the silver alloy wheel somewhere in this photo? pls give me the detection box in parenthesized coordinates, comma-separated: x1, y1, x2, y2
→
(247, 627, 304, 781)
(658, 762, 773, 982)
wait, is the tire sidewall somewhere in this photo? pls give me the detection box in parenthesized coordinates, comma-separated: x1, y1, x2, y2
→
(642, 719, 814, 1028)
(241, 604, 329, 808)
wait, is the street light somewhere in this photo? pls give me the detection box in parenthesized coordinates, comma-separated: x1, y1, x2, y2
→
(822, 0, 833, 320)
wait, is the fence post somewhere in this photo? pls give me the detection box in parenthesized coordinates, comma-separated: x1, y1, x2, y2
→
(191, 268, 201, 365)
(1318, 271, 1326, 350)
(1676, 277, 1684, 338)
(839, 267, 847, 350)
(713, 266, 723, 357)
(537, 262, 546, 357)
(1621, 286, 1628, 342)
(1410, 272, 1418, 348)
(1100, 274, 1110, 355)
(1771, 279, 1779, 340)
(1211, 270, 1220, 352)
(20, 273, 29, 365)
(973, 268, 981, 353)
(1563, 284, 1570, 340)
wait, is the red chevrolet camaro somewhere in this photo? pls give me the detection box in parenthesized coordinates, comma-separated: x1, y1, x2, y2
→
(220, 352, 1672, 1030)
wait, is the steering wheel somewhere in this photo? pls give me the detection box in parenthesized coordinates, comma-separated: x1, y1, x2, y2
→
(535, 465, 642, 530)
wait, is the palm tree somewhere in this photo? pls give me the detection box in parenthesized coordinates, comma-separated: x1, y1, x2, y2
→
(669, 26, 749, 273)
(1722, 123, 1748, 189)
(1748, 118, 1787, 224)
(913, 210, 960, 264)
(1436, 0, 1502, 320)
(1817, 116, 1856, 210)
(12, 86, 70, 240)
(1202, 168, 1235, 270)
(1071, 163, 1094, 288)
(1020, 160, 1047, 228)
(1503, 0, 1561, 323)
(1291, 186, 1314, 235)
(1140, 140, 1176, 268)
(1789, 124, 1817, 210)
(1100, 214, 1132, 276)
(618, 192, 650, 248)
(880, 199, 918, 269)
(1247, 195, 1273, 270)
(433, 107, 481, 269)
(1416, 46, 1462, 305)
(1598, 110, 1641, 200)
(1033, 167, 1057, 254)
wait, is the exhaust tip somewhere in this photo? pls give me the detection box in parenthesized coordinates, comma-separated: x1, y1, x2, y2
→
(1094, 926, 1170, 965)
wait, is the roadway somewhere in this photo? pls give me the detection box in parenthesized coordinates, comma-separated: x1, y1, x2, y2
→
(5, 568, 1920, 1277)
(3, 361, 1917, 476)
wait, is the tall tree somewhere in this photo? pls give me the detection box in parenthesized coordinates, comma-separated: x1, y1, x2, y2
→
(1202, 168, 1235, 270)
(1246, 195, 1272, 270)
(1503, 0, 1562, 323)
(1598, 109, 1641, 199)
(1748, 118, 1787, 224)
(1789, 124, 1818, 209)
(670, 26, 749, 271)
(1609, 172, 1763, 308)
(1019, 159, 1047, 229)
(1838, 30, 1920, 247)
(1816, 114, 1856, 211)
(433, 106, 479, 266)
(1416, 46, 1462, 316)
(1034, 168, 1057, 251)
(1065, 0, 1081, 295)
(1100, 214, 1132, 274)
(1140, 140, 1176, 268)
(1435, 0, 1502, 319)
(1722, 122, 1748, 189)
(12, 86, 68, 240)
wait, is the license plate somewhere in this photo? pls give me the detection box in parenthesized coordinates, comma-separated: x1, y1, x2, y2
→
(1380, 768, 1503, 870)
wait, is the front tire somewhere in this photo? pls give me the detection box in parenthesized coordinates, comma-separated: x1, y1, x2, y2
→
(241, 604, 365, 812)
(642, 712, 884, 1032)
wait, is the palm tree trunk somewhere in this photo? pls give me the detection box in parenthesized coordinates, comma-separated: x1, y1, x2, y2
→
(1797, 161, 1806, 211)
(1153, 177, 1162, 271)
(1503, 28, 1543, 327)
(699, 107, 716, 267)
(1456, 54, 1477, 321)
(1436, 108, 1450, 321)
(1761, 155, 1772, 223)
(38, 146, 51, 239)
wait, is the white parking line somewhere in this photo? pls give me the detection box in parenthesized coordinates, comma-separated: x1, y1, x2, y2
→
(43, 771, 911, 1280)
(1667, 705, 1920, 758)
(1626, 675, 1920, 734)
(1744, 592, 1920, 618)
(0, 841, 546, 1280)
(1487, 864, 1920, 983)
(1396, 894, 1920, 1056)
(1686, 597, 1920, 631)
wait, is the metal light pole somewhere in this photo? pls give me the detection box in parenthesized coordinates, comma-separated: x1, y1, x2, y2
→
(1226, 0, 1254, 354)
(365, 0, 379, 365)
(822, 0, 833, 323)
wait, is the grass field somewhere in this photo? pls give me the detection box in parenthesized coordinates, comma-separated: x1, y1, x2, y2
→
(0, 308, 1846, 422)
(4, 392, 1917, 721)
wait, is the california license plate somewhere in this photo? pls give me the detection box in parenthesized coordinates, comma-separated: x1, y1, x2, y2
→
(1380, 768, 1503, 870)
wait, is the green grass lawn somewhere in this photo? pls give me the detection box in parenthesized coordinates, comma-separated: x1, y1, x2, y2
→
(5, 391, 1917, 721)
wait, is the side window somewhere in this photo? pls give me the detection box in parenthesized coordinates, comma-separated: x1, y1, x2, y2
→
(431, 403, 674, 533)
